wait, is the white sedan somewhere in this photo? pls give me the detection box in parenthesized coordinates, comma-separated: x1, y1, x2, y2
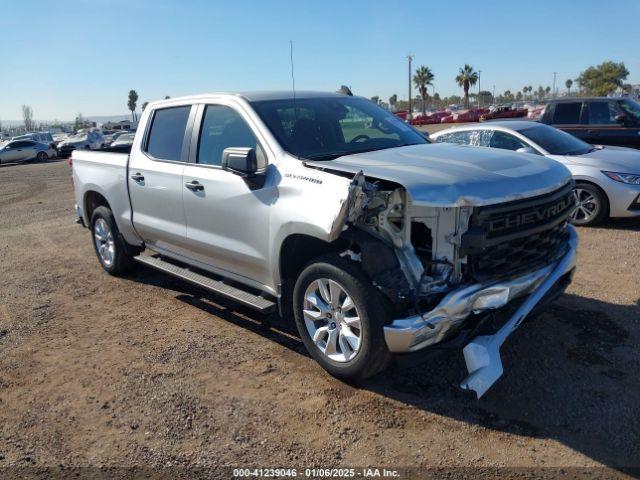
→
(431, 121, 640, 225)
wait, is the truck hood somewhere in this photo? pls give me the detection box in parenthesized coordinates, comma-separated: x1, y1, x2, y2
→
(307, 143, 572, 207)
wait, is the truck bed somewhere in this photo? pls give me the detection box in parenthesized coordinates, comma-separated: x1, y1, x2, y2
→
(72, 149, 140, 246)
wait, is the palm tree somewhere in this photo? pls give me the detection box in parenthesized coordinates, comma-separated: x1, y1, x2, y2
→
(565, 79, 573, 95)
(528, 85, 533, 101)
(523, 86, 528, 100)
(545, 86, 551, 99)
(455, 64, 478, 108)
(389, 94, 397, 109)
(127, 90, 138, 122)
(413, 66, 435, 114)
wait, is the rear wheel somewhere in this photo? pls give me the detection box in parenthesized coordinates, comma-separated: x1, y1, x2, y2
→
(91, 206, 137, 275)
(571, 183, 608, 226)
(36, 151, 48, 162)
(293, 254, 392, 381)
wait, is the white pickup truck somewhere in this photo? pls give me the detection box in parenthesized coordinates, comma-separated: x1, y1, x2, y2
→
(72, 91, 578, 398)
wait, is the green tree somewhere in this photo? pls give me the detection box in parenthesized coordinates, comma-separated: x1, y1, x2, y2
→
(528, 85, 533, 100)
(370, 96, 380, 105)
(576, 61, 629, 96)
(413, 65, 435, 114)
(127, 90, 139, 122)
(545, 86, 551, 98)
(388, 94, 397, 109)
(478, 90, 494, 106)
(516, 91, 523, 101)
(455, 64, 478, 108)
(565, 79, 573, 95)
(142, 101, 149, 111)
(537, 86, 545, 101)
(164, 95, 171, 99)
(74, 113, 85, 131)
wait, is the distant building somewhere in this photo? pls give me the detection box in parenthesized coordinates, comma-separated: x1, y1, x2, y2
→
(102, 120, 137, 131)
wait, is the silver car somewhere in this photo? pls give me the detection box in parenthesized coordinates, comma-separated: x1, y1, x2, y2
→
(431, 121, 640, 225)
(0, 139, 56, 165)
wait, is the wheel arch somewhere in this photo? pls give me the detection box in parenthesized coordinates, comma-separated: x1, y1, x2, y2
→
(83, 190, 111, 225)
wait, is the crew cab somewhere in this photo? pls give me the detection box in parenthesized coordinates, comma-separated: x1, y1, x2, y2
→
(541, 97, 640, 149)
(72, 92, 578, 398)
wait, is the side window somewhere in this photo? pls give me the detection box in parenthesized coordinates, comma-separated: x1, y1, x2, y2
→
(552, 102, 582, 124)
(448, 131, 473, 145)
(489, 131, 527, 151)
(434, 133, 451, 143)
(145, 106, 191, 161)
(476, 129, 493, 147)
(197, 105, 259, 167)
(586, 102, 619, 125)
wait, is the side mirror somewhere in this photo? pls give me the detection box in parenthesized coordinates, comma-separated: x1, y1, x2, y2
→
(221, 147, 257, 176)
(615, 114, 628, 125)
(516, 146, 538, 155)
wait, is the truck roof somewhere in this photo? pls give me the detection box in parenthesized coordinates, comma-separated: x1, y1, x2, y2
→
(149, 90, 347, 108)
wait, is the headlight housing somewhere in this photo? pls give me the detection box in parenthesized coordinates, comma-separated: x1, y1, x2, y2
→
(602, 171, 640, 185)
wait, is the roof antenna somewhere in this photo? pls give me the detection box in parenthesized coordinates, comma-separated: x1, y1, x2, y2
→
(289, 40, 299, 138)
(289, 40, 298, 116)
(289, 40, 296, 101)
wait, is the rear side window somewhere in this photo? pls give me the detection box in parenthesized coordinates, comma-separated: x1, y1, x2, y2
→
(145, 106, 191, 161)
(586, 102, 619, 125)
(552, 102, 582, 124)
(445, 131, 473, 145)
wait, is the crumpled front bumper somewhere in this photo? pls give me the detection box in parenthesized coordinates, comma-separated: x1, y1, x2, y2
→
(383, 224, 578, 398)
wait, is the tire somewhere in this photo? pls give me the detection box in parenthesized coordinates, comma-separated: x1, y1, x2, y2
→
(571, 183, 608, 226)
(36, 151, 48, 162)
(90, 206, 137, 275)
(292, 253, 392, 381)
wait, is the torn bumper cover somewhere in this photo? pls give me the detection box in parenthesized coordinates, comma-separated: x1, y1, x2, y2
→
(384, 224, 578, 398)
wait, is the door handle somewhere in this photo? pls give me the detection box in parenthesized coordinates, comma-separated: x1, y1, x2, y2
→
(130, 173, 145, 182)
(185, 180, 204, 191)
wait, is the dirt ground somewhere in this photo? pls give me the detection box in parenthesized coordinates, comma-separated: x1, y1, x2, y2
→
(0, 159, 639, 478)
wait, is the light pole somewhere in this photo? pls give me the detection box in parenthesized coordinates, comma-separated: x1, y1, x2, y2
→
(477, 70, 482, 107)
(492, 84, 496, 105)
(407, 54, 414, 119)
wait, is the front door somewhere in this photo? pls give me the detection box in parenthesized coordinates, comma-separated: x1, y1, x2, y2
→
(182, 104, 274, 288)
(128, 105, 195, 257)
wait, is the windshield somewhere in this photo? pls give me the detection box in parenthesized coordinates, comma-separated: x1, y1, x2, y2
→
(250, 96, 427, 160)
(619, 99, 640, 123)
(519, 124, 592, 155)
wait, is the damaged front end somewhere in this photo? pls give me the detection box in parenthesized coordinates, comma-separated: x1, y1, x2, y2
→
(334, 173, 578, 398)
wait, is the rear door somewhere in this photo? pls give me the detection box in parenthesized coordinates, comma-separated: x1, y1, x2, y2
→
(181, 102, 274, 286)
(549, 101, 589, 142)
(128, 104, 196, 257)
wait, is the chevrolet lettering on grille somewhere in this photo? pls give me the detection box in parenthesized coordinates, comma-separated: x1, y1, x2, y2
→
(489, 195, 574, 233)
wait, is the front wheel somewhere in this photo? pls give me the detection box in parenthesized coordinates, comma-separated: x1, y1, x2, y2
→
(293, 254, 392, 381)
(571, 183, 608, 226)
(36, 151, 49, 162)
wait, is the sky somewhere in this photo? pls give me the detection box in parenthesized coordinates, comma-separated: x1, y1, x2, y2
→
(1, 0, 639, 121)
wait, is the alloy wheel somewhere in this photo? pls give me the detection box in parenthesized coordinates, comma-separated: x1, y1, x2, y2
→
(572, 188, 599, 223)
(93, 218, 116, 267)
(303, 278, 362, 363)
